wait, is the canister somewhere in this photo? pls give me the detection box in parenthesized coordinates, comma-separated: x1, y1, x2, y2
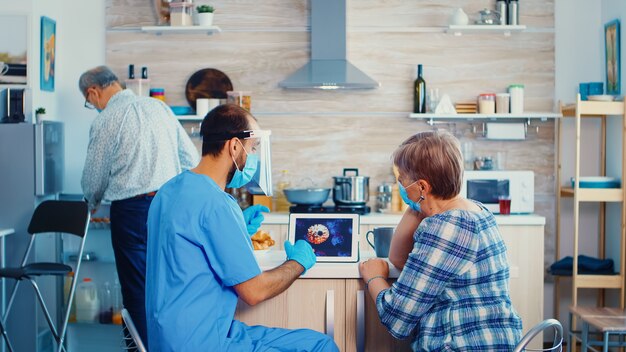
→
(478, 94, 496, 114)
(509, 84, 524, 114)
(169, 2, 193, 26)
(508, 0, 519, 25)
(495, 93, 510, 113)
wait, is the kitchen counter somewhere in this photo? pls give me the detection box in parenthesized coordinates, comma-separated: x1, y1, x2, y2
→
(263, 212, 546, 226)
(254, 250, 401, 279)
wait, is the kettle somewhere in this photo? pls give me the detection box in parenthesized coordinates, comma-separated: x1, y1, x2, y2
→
(332, 168, 369, 206)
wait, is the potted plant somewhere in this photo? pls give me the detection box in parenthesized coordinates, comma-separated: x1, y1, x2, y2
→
(196, 5, 214, 26)
(35, 107, 46, 124)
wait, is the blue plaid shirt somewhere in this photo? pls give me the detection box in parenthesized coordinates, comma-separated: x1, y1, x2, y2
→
(376, 202, 522, 351)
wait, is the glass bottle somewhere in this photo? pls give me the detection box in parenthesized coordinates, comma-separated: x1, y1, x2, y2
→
(413, 64, 426, 113)
(112, 279, 123, 325)
(99, 282, 113, 324)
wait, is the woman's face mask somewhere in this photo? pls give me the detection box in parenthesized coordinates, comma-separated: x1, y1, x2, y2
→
(227, 139, 258, 189)
(398, 180, 423, 212)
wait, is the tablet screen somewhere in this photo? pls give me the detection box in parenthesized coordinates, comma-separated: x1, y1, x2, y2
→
(292, 217, 354, 257)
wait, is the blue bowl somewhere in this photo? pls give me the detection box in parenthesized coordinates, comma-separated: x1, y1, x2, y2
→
(170, 106, 194, 115)
(571, 177, 621, 188)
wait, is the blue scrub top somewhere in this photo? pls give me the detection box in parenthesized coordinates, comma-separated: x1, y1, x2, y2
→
(146, 170, 262, 351)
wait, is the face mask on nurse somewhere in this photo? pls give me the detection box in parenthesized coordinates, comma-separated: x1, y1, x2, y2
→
(227, 139, 258, 189)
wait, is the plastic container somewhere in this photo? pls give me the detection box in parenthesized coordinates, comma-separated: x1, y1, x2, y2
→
(274, 170, 291, 212)
(169, 2, 193, 26)
(64, 272, 76, 323)
(76, 278, 99, 323)
(478, 93, 496, 114)
(509, 84, 524, 114)
(112, 279, 123, 325)
(495, 93, 510, 113)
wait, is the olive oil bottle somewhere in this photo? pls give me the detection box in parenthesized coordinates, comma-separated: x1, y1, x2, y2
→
(413, 64, 426, 113)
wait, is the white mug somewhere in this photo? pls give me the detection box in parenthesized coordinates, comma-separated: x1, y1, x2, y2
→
(0, 62, 9, 76)
(196, 98, 210, 119)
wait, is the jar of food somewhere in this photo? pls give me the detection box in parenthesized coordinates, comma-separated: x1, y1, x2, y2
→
(169, 2, 193, 26)
(495, 93, 510, 113)
(478, 93, 496, 114)
(509, 84, 524, 114)
(227, 91, 252, 111)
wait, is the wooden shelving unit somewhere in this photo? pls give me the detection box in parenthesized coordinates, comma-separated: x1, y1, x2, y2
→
(555, 94, 626, 320)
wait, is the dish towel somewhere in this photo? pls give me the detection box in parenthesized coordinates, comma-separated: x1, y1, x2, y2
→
(549, 255, 615, 276)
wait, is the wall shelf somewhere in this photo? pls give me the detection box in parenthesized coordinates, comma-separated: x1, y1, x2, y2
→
(446, 24, 527, 36)
(175, 115, 203, 121)
(109, 25, 222, 35)
(408, 112, 561, 121)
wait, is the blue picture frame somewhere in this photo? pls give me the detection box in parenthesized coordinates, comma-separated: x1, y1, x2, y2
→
(40, 16, 55, 92)
(605, 19, 621, 95)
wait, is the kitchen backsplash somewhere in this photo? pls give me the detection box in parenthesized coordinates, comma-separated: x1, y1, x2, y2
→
(106, 0, 556, 265)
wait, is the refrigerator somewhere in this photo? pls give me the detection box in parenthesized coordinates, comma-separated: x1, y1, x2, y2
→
(0, 121, 64, 352)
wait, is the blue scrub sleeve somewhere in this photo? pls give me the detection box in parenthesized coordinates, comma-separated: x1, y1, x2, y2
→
(201, 205, 262, 287)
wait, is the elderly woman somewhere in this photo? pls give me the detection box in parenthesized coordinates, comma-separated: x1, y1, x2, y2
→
(359, 131, 522, 351)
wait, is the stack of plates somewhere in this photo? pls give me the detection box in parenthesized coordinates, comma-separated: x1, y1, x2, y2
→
(570, 176, 621, 188)
(455, 102, 478, 114)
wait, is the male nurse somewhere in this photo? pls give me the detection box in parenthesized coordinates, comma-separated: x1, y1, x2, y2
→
(146, 104, 339, 352)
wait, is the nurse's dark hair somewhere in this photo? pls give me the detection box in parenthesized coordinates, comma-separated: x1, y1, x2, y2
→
(392, 130, 463, 200)
(201, 104, 256, 157)
(78, 66, 120, 96)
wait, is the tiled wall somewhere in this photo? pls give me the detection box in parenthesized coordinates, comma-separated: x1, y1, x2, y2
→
(106, 0, 556, 265)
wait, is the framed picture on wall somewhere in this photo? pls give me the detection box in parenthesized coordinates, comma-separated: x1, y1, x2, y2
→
(605, 19, 621, 95)
(40, 16, 55, 92)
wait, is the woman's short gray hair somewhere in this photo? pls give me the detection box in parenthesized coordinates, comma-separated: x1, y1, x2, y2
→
(393, 130, 464, 200)
(78, 66, 119, 96)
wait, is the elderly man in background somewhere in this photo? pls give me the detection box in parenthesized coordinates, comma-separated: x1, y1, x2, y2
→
(78, 65, 200, 346)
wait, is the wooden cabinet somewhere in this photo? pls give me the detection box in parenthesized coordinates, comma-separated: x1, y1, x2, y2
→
(235, 279, 346, 350)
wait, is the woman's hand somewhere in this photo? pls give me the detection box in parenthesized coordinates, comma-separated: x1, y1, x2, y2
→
(359, 258, 389, 282)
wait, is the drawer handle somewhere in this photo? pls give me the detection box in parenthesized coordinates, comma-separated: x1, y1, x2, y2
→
(357, 289, 365, 352)
(326, 290, 334, 339)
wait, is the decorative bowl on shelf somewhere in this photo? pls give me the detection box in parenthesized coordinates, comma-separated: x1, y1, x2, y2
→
(170, 106, 194, 115)
(570, 176, 621, 188)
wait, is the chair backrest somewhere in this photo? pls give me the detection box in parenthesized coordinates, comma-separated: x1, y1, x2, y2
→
(121, 308, 147, 352)
(513, 318, 563, 352)
(28, 200, 89, 237)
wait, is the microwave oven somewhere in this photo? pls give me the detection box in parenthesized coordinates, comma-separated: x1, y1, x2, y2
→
(461, 170, 534, 214)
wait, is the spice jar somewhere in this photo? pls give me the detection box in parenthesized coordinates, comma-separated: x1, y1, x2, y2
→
(478, 93, 496, 114)
(227, 91, 252, 111)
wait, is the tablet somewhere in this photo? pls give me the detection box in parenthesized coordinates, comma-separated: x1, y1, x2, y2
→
(287, 213, 360, 263)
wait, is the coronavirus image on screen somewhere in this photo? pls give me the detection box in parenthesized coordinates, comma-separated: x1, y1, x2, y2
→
(294, 217, 353, 257)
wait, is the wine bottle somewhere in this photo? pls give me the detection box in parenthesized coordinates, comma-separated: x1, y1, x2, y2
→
(413, 64, 426, 114)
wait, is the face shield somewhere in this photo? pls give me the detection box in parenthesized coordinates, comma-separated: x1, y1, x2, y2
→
(243, 130, 273, 196)
(204, 129, 273, 196)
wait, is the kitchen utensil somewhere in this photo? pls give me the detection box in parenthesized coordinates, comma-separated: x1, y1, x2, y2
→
(571, 176, 620, 188)
(333, 168, 370, 206)
(284, 188, 331, 205)
(185, 68, 234, 109)
(588, 95, 615, 102)
(366, 227, 394, 258)
(475, 9, 500, 25)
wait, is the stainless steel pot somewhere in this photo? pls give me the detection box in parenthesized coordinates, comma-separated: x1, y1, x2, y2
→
(333, 168, 369, 205)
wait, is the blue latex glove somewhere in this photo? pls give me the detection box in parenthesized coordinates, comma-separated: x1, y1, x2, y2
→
(284, 240, 317, 274)
(242, 205, 270, 235)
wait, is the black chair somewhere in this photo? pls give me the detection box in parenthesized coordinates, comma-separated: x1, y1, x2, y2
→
(0, 200, 90, 352)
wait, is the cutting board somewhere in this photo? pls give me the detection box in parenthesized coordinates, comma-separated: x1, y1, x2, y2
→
(185, 68, 233, 109)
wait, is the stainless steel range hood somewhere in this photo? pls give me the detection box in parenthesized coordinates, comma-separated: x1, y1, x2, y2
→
(279, 0, 380, 90)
